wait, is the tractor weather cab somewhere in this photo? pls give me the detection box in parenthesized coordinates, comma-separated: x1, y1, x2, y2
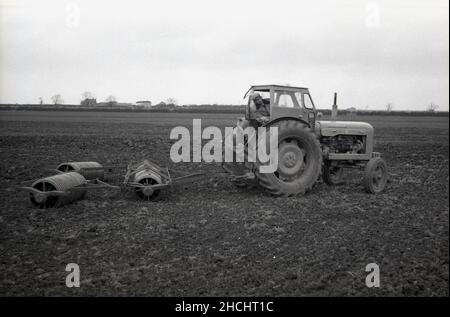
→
(223, 84, 388, 196)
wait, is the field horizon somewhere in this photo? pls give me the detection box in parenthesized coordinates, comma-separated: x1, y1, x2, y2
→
(0, 105, 448, 117)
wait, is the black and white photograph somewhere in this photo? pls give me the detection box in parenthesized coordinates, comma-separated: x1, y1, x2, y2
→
(0, 0, 448, 302)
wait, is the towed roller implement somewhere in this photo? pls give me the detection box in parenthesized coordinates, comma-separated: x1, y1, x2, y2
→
(19, 172, 119, 209)
(123, 159, 205, 201)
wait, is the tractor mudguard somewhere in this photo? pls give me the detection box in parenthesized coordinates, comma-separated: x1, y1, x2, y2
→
(263, 116, 311, 129)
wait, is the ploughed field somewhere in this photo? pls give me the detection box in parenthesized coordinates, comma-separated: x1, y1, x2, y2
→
(0, 111, 448, 296)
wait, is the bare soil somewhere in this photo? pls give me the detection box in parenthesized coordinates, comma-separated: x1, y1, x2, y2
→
(0, 112, 448, 296)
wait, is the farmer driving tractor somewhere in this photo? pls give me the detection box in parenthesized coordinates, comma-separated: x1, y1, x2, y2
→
(221, 92, 271, 183)
(247, 92, 270, 126)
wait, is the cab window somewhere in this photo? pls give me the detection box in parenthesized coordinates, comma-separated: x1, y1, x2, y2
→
(275, 91, 296, 108)
(303, 93, 314, 109)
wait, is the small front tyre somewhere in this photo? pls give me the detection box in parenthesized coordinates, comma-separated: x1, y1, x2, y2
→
(363, 157, 388, 194)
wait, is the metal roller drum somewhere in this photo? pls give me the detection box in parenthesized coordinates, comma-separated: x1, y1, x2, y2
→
(123, 159, 204, 201)
(29, 172, 87, 208)
(57, 161, 105, 180)
(133, 164, 163, 200)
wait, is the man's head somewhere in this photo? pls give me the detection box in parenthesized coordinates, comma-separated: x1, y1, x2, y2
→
(249, 92, 264, 108)
(249, 92, 261, 100)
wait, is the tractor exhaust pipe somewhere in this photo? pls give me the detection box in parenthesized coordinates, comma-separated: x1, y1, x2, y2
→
(331, 92, 338, 120)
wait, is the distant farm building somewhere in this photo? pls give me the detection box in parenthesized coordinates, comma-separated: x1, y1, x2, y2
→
(135, 100, 152, 108)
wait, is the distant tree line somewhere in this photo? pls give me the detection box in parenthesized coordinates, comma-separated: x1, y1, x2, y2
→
(2, 93, 447, 116)
(1, 103, 448, 116)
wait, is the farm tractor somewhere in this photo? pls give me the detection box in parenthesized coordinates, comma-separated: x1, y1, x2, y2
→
(19, 84, 388, 209)
(223, 84, 388, 196)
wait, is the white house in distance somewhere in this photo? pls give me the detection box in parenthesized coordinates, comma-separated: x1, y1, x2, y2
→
(135, 100, 152, 108)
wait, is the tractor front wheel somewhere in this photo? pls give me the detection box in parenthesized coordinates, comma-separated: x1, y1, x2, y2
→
(362, 157, 388, 194)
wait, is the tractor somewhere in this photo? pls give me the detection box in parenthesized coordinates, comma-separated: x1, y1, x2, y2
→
(223, 84, 388, 196)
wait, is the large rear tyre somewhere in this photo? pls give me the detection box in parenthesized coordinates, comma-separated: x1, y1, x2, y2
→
(255, 120, 322, 196)
(363, 157, 388, 194)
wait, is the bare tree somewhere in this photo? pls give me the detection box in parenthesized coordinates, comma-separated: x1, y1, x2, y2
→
(105, 95, 117, 107)
(386, 102, 394, 112)
(51, 94, 64, 105)
(82, 91, 94, 100)
(105, 95, 116, 103)
(427, 102, 439, 112)
(166, 98, 177, 106)
(80, 91, 97, 106)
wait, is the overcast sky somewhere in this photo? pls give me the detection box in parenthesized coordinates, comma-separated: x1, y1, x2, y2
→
(0, 0, 448, 110)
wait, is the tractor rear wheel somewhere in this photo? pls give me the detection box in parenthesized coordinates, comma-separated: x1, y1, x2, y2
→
(255, 120, 322, 196)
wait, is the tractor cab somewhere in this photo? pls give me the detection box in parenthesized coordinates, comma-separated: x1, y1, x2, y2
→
(244, 85, 317, 128)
